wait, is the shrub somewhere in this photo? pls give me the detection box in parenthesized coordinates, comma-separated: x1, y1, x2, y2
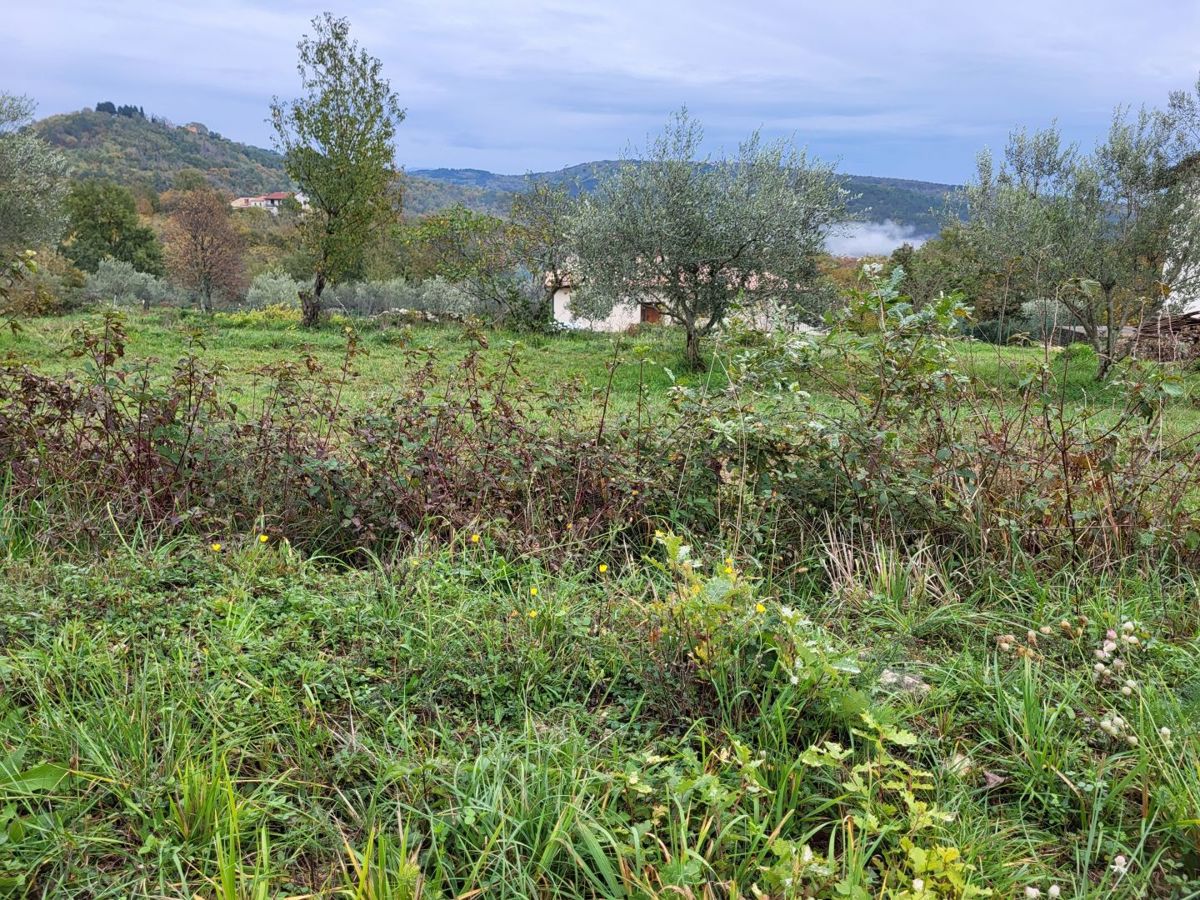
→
(79, 257, 168, 310)
(0, 251, 84, 317)
(4, 277, 1200, 569)
(324, 276, 481, 318)
(245, 269, 304, 308)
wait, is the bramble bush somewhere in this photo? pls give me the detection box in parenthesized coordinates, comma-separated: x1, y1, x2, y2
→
(3, 268, 1200, 568)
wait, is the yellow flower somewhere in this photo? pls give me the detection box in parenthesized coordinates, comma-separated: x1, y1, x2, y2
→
(529, 586, 539, 596)
(210, 542, 222, 553)
(258, 534, 269, 544)
(725, 557, 734, 566)
(631, 489, 639, 496)
(565, 522, 573, 531)
(755, 602, 766, 614)
(724, 565, 734, 575)
(528, 609, 539, 618)
(470, 533, 481, 544)
(599, 563, 608, 574)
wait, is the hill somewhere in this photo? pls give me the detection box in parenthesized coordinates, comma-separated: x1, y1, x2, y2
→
(34, 108, 960, 232)
(34, 108, 290, 195)
(411, 163, 962, 235)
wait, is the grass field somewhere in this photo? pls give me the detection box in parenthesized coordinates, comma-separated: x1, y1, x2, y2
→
(2, 311, 1200, 897)
(6, 309, 1200, 423)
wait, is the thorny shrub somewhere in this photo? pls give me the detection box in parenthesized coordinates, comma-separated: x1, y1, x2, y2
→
(0, 313, 652, 556)
(665, 268, 1200, 567)
(4, 274, 1200, 569)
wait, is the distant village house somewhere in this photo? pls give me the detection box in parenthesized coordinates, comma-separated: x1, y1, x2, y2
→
(229, 191, 308, 214)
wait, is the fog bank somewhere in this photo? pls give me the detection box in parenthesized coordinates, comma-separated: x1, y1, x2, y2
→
(827, 220, 929, 258)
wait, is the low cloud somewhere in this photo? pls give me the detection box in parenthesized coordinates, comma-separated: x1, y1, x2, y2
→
(827, 220, 928, 258)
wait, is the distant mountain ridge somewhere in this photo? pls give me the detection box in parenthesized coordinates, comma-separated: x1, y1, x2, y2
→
(410, 164, 961, 234)
(33, 108, 960, 233)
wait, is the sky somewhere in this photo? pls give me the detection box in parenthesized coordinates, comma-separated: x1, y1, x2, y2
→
(5, 0, 1200, 185)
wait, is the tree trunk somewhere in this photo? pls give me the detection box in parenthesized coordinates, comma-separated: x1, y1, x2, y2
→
(300, 272, 325, 328)
(684, 325, 701, 369)
(1094, 285, 1117, 381)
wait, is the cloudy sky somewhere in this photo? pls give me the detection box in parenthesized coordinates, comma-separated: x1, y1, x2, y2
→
(5, 0, 1200, 183)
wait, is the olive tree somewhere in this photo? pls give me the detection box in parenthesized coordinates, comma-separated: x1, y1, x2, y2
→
(0, 93, 69, 254)
(964, 110, 1200, 379)
(270, 14, 404, 327)
(569, 110, 846, 366)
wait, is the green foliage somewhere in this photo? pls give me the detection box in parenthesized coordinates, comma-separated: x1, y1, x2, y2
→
(244, 268, 305, 308)
(961, 113, 1200, 378)
(80, 257, 168, 309)
(0, 94, 70, 254)
(570, 108, 846, 365)
(62, 180, 163, 274)
(399, 205, 510, 283)
(35, 107, 288, 195)
(2, 304, 1200, 895)
(270, 13, 405, 325)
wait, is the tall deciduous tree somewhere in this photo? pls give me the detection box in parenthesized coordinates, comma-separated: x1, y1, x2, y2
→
(0, 94, 70, 254)
(164, 188, 246, 312)
(270, 13, 404, 327)
(61, 180, 163, 275)
(569, 110, 846, 366)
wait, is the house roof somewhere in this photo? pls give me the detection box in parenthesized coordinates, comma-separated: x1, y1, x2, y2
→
(262, 192, 292, 201)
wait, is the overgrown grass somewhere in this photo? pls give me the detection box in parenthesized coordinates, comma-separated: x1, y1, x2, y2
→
(4, 303, 1200, 897)
(1, 535, 1197, 897)
(0, 310, 712, 418)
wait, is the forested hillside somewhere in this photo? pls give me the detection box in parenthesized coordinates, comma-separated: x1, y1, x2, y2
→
(34, 108, 289, 195)
(34, 107, 960, 231)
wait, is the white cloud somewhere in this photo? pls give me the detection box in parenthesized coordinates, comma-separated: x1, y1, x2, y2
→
(827, 221, 927, 258)
(6, 0, 1200, 177)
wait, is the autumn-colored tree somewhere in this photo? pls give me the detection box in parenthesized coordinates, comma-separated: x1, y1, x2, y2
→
(163, 188, 246, 312)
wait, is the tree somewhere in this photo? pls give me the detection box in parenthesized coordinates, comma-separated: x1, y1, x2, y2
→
(163, 188, 246, 312)
(270, 13, 405, 327)
(509, 181, 576, 321)
(569, 110, 846, 366)
(963, 112, 1200, 378)
(400, 205, 510, 282)
(61, 180, 163, 275)
(0, 94, 70, 254)
(888, 227, 989, 315)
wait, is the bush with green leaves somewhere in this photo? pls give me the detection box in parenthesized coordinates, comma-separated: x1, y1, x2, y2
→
(325, 275, 478, 317)
(79, 257, 168, 309)
(244, 268, 305, 308)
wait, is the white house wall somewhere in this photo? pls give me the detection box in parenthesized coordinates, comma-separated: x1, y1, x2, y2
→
(552, 288, 643, 332)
